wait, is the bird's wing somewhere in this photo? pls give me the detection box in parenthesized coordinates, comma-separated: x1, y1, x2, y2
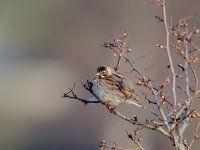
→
(113, 72, 136, 92)
(106, 73, 141, 103)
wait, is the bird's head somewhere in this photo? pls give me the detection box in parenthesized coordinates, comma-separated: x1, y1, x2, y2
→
(96, 65, 114, 78)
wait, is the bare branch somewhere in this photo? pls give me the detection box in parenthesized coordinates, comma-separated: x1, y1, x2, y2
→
(62, 83, 101, 104)
(182, 19, 192, 103)
(115, 32, 128, 71)
(162, 0, 177, 107)
(125, 130, 145, 150)
(113, 110, 170, 138)
(188, 121, 200, 150)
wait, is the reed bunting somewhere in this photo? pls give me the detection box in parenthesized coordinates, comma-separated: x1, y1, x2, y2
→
(92, 65, 157, 116)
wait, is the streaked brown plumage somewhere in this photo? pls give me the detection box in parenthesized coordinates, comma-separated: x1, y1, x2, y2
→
(92, 65, 157, 116)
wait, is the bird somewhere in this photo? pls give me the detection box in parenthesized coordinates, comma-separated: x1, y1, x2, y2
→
(92, 65, 158, 116)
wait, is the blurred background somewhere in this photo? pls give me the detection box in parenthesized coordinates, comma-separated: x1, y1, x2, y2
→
(0, 0, 200, 150)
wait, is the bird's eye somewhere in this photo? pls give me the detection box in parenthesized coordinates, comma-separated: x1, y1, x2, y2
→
(102, 70, 108, 76)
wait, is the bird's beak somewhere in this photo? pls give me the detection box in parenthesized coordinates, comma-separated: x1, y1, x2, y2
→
(96, 73, 100, 77)
(96, 73, 101, 78)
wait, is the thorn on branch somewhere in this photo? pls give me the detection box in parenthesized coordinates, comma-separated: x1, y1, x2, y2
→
(189, 86, 196, 94)
(141, 92, 157, 105)
(176, 74, 183, 78)
(126, 130, 134, 140)
(155, 44, 165, 49)
(178, 64, 185, 71)
(155, 16, 164, 22)
(159, 78, 170, 89)
(134, 115, 138, 122)
(125, 128, 143, 149)
(102, 42, 117, 49)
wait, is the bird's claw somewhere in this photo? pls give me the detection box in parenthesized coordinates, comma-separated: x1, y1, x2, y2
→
(102, 101, 116, 113)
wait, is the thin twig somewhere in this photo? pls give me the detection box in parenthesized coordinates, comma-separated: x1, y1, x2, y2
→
(115, 36, 127, 71)
(143, 81, 171, 131)
(120, 50, 143, 76)
(125, 130, 145, 150)
(188, 121, 200, 150)
(113, 110, 170, 138)
(176, 30, 193, 143)
(62, 83, 101, 104)
(181, 53, 198, 95)
(183, 23, 192, 103)
(163, 0, 177, 108)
